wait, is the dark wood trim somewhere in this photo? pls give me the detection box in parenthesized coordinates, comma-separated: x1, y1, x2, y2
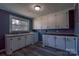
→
(69, 9, 75, 30)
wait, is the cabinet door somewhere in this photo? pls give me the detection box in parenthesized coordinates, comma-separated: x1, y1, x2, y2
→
(55, 11, 69, 29)
(42, 35, 48, 46)
(55, 12, 60, 29)
(70, 37, 77, 54)
(47, 14, 56, 29)
(41, 16, 48, 29)
(11, 37, 19, 51)
(29, 35, 34, 44)
(19, 36, 25, 48)
(56, 36, 65, 50)
(6, 37, 13, 53)
(65, 11, 69, 28)
(33, 18, 42, 29)
(34, 33, 38, 43)
(25, 36, 30, 46)
(60, 11, 69, 28)
(66, 37, 71, 52)
(32, 33, 38, 44)
(26, 35, 33, 45)
(66, 36, 77, 54)
(47, 35, 55, 48)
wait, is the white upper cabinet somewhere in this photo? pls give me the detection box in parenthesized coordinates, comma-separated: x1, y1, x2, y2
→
(41, 16, 48, 29)
(47, 14, 56, 29)
(55, 10, 69, 29)
(33, 17, 42, 29)
(33, 10, 69, 29)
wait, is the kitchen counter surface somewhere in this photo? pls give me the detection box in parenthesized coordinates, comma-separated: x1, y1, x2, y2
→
(5, 32, 36, 37)
(43, 32, 77, 36)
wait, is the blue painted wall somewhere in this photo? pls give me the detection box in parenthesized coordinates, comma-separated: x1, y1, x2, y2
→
(0, 10, 9, 50)
(74, 4, 79, 55)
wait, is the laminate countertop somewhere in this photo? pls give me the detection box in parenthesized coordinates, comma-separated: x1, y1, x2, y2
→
(5, 32, 36, 37)
(43, 32, 77, 36)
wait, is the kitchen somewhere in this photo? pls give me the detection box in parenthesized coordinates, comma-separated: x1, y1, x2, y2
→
(0, 3, 79, 56)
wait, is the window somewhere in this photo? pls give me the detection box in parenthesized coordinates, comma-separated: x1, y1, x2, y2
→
(11, 18, 29, 31)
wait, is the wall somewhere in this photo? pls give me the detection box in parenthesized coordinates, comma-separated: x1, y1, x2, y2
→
(75, 4, 79, 55)
(0, 10, 9, 50)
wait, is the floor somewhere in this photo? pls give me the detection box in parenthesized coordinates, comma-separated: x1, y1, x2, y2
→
(0, 42, 76, 56)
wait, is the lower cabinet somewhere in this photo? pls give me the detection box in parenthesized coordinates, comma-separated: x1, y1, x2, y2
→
(47, 35, 56, 48)
(5, 33, 38, 55)
(25, 33, 38, 46)
(66, 36, 77, 54)
(6, 37, 20, 54)
(42, 35, 77, 55)
(33, 33, 38, 43)
(11, 37, 19, 51)
(25, 36, 31, 46)
(56, 36, 65, 50)
(42, 35, 49, 46)
(26, 34, 34, 45)
(18, 36, 26, 49)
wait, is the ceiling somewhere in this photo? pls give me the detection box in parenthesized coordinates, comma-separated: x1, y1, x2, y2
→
(0, 3, 74, 18)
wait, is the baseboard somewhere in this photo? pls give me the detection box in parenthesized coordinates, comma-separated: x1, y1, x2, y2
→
(0, 49, 5, 53)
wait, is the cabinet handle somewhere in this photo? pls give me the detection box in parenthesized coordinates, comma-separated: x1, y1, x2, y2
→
(18, 38, 21, 40)
(64, 37, 66, 39)
(18, 39, 21, 40)
(64, 38, 66, 41)
(66, 12, 67, 14)
(10, 49, 12, 50)
(10, 39, 13, 40)
(66, 38, 68, 40)
(54, 37, 56, 39)
(54, 37, 55, 39)
(67, 38, 70, 41)
(74, 38, 75, 40)
(66, 25, 68, 27)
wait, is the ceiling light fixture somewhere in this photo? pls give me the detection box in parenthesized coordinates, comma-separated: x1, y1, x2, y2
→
(34, 5, 41, 11)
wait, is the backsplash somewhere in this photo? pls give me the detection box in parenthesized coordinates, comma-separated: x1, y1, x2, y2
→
(34, 29, 74, 33)
(33, 29, 74, 41)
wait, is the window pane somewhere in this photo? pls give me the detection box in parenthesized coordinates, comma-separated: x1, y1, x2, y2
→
(11, 18, 29, 31)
